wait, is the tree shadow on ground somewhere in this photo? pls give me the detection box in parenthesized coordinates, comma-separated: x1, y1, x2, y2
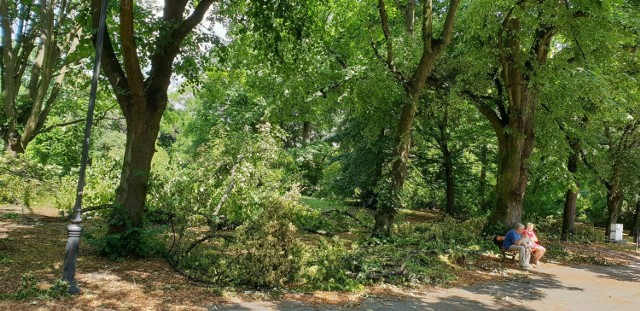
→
(462, 269, 583, 303)
(211, 295, 536, 311)
(568, 262, 640, 283)
(0, 211, 66, 294)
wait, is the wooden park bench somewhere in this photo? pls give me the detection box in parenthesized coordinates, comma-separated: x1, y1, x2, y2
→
(493, 235, 517, 262)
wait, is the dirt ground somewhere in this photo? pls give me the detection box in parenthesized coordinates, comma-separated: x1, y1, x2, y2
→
(1, 204, 639, 311)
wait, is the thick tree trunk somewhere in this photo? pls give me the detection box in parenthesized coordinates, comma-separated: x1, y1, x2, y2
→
(604, 163, 622, 238)
(490, 133, 533, 227)
(91, 0, 216, 255)
(108, 98, 164, 234)
(489, 87, 535, 227)
(561, 147, 579, 241)
(487, 11, 550, 227)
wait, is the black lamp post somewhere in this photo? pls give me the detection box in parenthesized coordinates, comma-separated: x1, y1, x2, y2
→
(61, 0, 107, 294)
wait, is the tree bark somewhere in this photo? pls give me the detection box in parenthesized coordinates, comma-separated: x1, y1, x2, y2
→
(561, 143, 579, 241)
(604, 163, 622, 238)
(478, 144, 488, 210)
(438, 103, 455, 216)
(629, 199, 640, 239)
(108, 96, 164, 233)
(302, 121, 311, 143)
(490, 128, 533, 227)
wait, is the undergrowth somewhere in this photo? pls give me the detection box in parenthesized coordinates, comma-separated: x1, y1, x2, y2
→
(0, 273, 69, 301)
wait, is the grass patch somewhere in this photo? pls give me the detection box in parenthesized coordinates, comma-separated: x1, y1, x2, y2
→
(0, 212, 21, 220)
(0, 251, 12, 264)
(0, 273, 69, 301)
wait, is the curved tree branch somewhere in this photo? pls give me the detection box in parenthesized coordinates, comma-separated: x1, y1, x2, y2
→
(92, 0, 131, 115)
(119, 0, 145, 103)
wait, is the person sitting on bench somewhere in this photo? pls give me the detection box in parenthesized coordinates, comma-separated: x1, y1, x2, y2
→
(524, 222, 546, 267)
(503, 223, 531, 269)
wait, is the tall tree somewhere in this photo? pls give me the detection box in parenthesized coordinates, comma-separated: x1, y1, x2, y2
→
(91, 0, 215, 239)
(456, 0, 612, 226)
(372, 0, 461, 236)
(0, 0, 83, 154)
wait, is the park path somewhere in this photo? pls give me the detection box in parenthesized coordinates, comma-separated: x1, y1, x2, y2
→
(211, 258, 640, 311)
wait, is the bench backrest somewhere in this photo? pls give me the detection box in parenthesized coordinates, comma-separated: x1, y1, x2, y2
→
(493, 235, 506, 250)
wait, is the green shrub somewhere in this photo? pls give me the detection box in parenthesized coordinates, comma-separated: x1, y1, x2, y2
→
(571, 224, 605, 243)
(0, 155, 50, 205)
(53, 157, 119, 216)
(86, 219, 166, 260)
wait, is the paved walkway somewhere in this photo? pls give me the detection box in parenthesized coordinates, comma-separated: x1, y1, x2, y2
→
(210, 259, 640, 311)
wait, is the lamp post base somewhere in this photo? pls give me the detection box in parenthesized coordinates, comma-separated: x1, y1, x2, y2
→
(62, 223, 82, 295)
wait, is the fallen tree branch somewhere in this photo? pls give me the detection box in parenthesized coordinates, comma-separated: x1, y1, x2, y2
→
(213, 154, 243, 217)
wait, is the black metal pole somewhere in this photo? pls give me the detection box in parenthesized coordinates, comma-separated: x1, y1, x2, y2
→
(61, 0, 107, 294)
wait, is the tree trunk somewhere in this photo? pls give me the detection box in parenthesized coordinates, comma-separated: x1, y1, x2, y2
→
(443, 146, 455, 216)
(374, 97, 417, 235)
(561, 146, 579, 241)
(397, 0, 415, 34)
(302, 121, 311, 143)
(561, 189, 578, 240)
(478, 144, 488, 210)
(629, 199, 640, 239)
(108, 97, 164, 234)
(490, 131, 533, 227)
(439, 103, 455, 216)
(604, 163, 622, 238)
(489, 86, 535, 227)
(1, 0, 75, 154)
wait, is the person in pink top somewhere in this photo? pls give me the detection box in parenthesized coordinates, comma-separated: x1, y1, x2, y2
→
(524, 222, 546, 267)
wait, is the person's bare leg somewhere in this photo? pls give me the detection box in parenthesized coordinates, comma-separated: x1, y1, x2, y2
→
(532, 246, 546, 265)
